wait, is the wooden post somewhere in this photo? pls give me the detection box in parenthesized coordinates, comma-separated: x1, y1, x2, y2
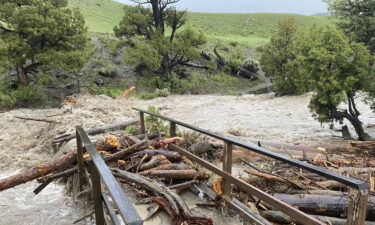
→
(170, 122, 176, 137)
(140, 112, 145, 134)
(90, 164, 105, 225)
(76, 130, 84, 192)
(223, 141, 233, 196)
(346, 188, 368, 225)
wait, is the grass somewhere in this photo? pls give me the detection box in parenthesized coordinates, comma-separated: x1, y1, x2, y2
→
(69, 0, 333, 48)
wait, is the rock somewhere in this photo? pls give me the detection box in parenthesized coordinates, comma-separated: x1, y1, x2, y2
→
(95, 79, 105, 86)
(98, 67, 117, 78)
(188, 142, 214, 155)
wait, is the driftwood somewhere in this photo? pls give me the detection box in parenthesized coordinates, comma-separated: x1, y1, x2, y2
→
(34, 167, 78, 194)
(140, 169, 210, 180)
(0, 150, 77, 191)
(111, 168, 213, 225)
(132, 149, 183, 162)
(260, 210, 293, 224)
(52, 120, 138, 143)
(260, 210, 375, 225)
(135, 132, 166, 140)
(104, 139, 151, 162)
(139, 155, 171, 171)
(14, 116, 61, 123)
(274, 194, 375, 220)
(146, 163, 190, 171)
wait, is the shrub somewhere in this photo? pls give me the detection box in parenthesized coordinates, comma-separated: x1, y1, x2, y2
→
(124, 126, 141, 135)
(0, 93, 15, 109)
(139, 92, 157, 100)
(11, 86, 45, 107)
(145, 105, 169, 133)
(154, 88, 170, 97)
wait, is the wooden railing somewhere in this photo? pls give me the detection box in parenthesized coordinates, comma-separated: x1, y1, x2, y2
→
(76, 125, 143, 225)
(133, 107, 369, 225)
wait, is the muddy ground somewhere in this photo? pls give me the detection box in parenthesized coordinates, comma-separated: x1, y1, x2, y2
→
(1, 93, 374, 225)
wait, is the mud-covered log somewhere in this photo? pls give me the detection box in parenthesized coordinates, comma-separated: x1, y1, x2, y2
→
(260, 210, 293, 224)
(274, 194, 375, 220)
(139, 155, 171, 171)
(147, 163, 190, 171)
(132, 149, 183, 162)
(260, 210, 375, 225)
(0, 150, 77, 191)
(139, 169, 210, 180)
(111, 168, 213, 225)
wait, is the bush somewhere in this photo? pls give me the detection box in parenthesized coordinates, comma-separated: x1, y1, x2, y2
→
(139, 92, 157, 100)
(145, 105, 169, 133)
(11, 86, 45, 107)
(90, 85, 124, 98)
(154, 88, 170, 97)
(124, 126, 141, 135)
(0, 93, 15, 109)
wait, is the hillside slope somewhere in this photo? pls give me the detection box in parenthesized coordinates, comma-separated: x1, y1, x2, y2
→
(69, 0, 333, 47)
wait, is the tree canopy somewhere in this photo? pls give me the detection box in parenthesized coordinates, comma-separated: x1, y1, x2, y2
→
(259, 18, 309, 95)
(0, 0, 87, 86)
(114, 0, 206, 74)
(324, 0, 375, 53)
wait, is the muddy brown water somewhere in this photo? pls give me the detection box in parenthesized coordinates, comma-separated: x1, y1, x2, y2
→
(0, 93, 374, 224)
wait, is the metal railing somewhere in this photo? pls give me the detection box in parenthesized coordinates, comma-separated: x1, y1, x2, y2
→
(76, 125, 143, 225)
(133, 107, 369, 225)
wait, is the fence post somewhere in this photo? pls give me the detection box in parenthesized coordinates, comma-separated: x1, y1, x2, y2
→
(140, 112, 146, 134)
(222, 141, 233, 196)
(170, 122, 176, 137)
(76, 129, 84, 192)
(90, 164, 105, 225)
(346, 188, 368, 225)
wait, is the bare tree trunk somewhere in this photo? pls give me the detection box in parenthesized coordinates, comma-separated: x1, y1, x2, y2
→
(346, 93, 371, 141)
(16, 65, 28, 86)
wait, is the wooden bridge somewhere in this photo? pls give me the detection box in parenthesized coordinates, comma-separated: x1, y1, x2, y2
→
(74, 107, 369, 225)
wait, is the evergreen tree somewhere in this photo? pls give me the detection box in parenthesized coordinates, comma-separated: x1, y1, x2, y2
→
(0, 0, 87, 86)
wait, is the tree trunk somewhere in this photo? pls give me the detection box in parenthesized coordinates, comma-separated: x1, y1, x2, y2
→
(274, 194, 375, 220)
(0, 150, 77, 191)
(150, 0, 164, 34)
(346, 93, 371, 141)
(16, 65, 28, 86)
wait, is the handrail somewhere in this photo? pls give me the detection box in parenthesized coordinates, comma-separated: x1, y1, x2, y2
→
(132, 107, 366, 190)
(76, 125, 143, 225)
(133, 107, 369, 225)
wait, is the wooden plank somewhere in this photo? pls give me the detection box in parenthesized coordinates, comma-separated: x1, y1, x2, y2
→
(76, 132, 84, 192)
(168, 144, 325, 225)
(225, 198, 273, 225)
(90, 163, 105, 225)
(76, 126, 143, 225)
(140, 112, 145, 134)
(223, 142, 233, 195)
(102, 192, 121, 225)
(170, 122, 176, 137)
(346, 188, 369, 225)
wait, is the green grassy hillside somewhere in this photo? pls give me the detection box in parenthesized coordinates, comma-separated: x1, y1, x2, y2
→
(69, 0, 333, 47)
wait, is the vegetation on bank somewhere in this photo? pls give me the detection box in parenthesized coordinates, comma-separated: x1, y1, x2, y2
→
(259, 0, 375, 140)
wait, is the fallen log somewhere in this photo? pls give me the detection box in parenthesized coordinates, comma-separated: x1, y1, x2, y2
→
(274, 194, 375, 220)
(94, 135, 121, 152)
(14, 116, 61, 124)
(260, 210, 293, 224)
(52, 120, 138, 143)
(111, 168, 213, 225)
(260, 210, 375, 225)
(135, 132, 166, 140)
(139, 155, 171, 171)
(104, 139, 151, 162)
(0, 150, 77, 191)
(144, 163, 190, 172)
(132, 149, 183, 162)
(139, 169, 210, 180)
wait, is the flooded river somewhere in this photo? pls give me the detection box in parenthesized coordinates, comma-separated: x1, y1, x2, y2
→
(0, 93, 374, 224)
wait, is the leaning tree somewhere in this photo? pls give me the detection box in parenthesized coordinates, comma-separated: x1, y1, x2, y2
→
(0, 0, 87, 86)
(299, 26, 374, 141)
(114, 0, 206, 74)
